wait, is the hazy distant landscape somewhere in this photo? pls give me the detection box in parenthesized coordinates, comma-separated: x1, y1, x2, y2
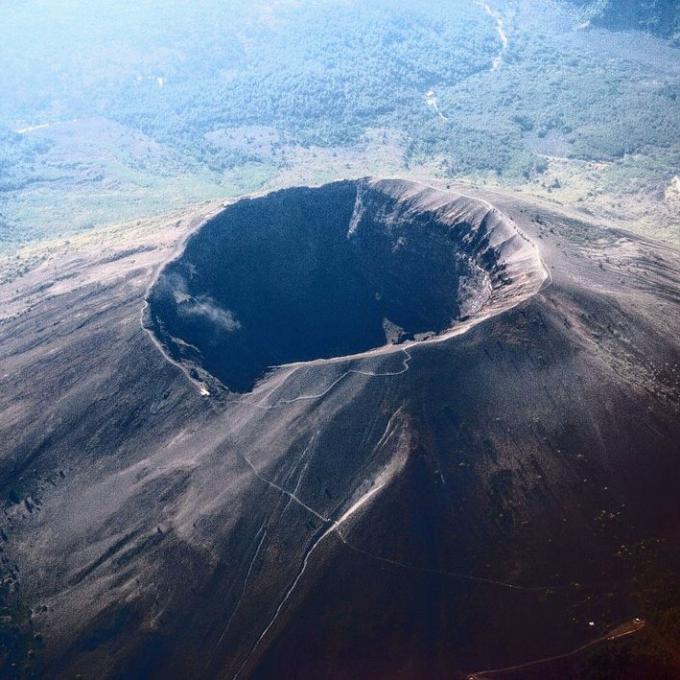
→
(1, 0, 679, 258)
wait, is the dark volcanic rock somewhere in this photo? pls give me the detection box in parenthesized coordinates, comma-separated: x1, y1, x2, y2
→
(1, 179, 680, 679)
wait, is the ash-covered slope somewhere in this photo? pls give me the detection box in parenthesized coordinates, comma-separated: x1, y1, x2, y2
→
(0, 180, 679, 679)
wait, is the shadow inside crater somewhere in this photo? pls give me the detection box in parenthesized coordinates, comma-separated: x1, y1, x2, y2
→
(145, 179, 511, 392)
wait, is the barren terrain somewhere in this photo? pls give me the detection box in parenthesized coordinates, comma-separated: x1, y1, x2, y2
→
(1, 179, 679, 678)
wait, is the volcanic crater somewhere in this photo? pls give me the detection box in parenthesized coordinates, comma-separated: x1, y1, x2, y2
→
(146, 178, 545, 392)
(3, 176, 680, 680)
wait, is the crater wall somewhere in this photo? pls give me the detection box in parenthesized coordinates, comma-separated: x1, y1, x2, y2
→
(146, 178, 545, 392)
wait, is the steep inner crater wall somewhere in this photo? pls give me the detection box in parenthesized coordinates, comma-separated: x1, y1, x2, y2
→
(146, 179, 532, 392)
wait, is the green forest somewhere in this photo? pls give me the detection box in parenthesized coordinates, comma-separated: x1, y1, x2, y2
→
(0, 0, 678, 250)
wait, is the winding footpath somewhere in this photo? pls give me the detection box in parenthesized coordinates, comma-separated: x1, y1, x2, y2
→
(466, 618, 646, 678)
(224, 347, 413, 411)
